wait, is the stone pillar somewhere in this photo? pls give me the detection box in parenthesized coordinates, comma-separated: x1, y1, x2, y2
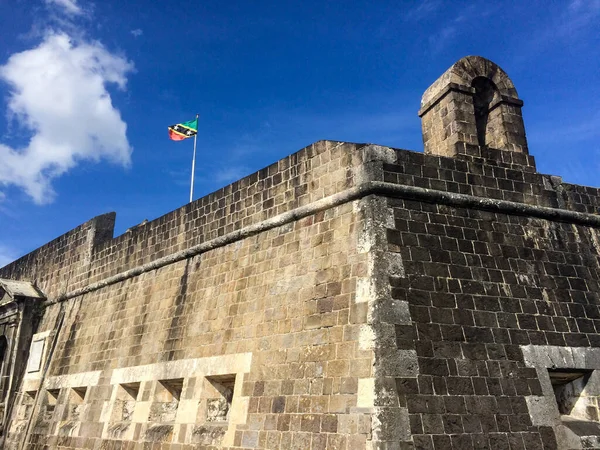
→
(419, 83, 479, 158)
(487, 96, 528, 153)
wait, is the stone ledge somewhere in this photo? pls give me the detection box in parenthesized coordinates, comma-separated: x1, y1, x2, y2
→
(418, 82, 476, 117)
(44, 180, 600, 306)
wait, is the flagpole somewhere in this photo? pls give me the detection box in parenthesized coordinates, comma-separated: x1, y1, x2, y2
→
(189, 113, 199, 203)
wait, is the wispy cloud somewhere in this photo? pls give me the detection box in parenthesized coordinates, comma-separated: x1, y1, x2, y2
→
(0, 1, 133, 204)
(427, 5, 496, 54)
(376, 0, 441, 38)
(534, 147, 600, 188)
(45, 0, 84, 16)
(166, 168, 190, 188)
(529, 113, 600, 187)
(520, 0, 600, 54)
(131, 29, 143, 38)
(214, 166, 251, 184)
(0, 244, 19, 268)
(428, 25, 458, 55)
(288, 108, 416, 145)
(403, 0, 442, 22)
(556, 157, 600, 188)
(165, 166, 250, 193)
(565, 0, 600, 33)
(529, 113, 600, 145)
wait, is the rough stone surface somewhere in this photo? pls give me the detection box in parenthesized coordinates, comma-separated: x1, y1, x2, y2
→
(1, 56, 600, 449)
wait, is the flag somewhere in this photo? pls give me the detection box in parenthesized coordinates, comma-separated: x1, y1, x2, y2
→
(168, 118, 198, 141)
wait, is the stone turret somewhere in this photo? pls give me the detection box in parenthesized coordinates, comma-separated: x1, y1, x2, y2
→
(419, 56, 528, 158)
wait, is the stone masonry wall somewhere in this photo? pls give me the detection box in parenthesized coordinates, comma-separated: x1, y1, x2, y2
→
(383, 147, 600, 449)
(10, 201, 371, 450)
(1, 140, 365, 300)
(1, 140, 389, 450)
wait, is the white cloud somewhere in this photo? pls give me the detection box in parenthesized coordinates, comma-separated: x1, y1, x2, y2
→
(0, 32, 134, 204)
(131, 29, 143, 38)
(45, 0, 83, 16)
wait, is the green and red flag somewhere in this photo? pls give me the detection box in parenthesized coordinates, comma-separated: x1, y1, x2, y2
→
(168, 118, 198, 141)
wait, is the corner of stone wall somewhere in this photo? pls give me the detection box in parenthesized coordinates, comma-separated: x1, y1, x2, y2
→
(355, 145, 397, 184)
(353, 147, 416, 448)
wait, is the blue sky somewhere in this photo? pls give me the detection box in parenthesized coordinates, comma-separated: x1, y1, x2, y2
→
(0, 0, 599, 266)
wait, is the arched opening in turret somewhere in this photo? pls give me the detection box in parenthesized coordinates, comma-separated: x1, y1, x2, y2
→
(471, 76, 498, 147)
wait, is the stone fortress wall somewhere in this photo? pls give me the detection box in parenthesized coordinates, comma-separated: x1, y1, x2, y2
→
(1, 56, 600, 449)
(1, 140, 384, 449)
